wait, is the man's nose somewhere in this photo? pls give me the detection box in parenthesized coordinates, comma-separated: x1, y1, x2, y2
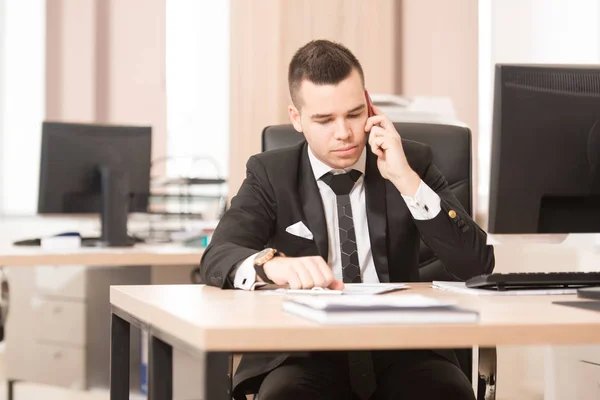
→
(333, 119, 352, 140)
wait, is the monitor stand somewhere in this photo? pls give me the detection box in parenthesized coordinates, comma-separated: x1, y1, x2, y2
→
(84, 166, 134, 247)
(552, 287, 600, 312)
(578, 287, 600, 300)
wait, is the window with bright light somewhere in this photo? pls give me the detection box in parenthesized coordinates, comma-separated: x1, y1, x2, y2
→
(164, 0, 230, 220)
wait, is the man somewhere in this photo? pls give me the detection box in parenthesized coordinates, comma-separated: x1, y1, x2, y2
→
(200, 40, 494, 400)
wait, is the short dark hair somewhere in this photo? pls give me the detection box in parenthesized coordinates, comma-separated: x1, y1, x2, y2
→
(288, 40, 365, 108)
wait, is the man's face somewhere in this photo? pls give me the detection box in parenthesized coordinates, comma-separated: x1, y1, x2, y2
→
(288, 69, 368, 170)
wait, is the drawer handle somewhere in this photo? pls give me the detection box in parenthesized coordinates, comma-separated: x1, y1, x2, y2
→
(53, 306, 62, 314)
(53, 351, 63, 359)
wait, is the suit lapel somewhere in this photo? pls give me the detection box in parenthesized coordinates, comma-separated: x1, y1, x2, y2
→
(299, 143, 329, 260)
(364, 150, 390, 282)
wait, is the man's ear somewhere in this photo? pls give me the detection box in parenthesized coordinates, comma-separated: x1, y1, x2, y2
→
(288, 105, 303, 132)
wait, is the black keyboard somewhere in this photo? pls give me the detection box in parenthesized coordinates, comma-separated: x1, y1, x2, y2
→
(465, 272, 600, 291)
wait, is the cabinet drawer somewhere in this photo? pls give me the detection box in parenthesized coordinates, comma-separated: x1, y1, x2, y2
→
(35, 266, 86, 299)
(583, 346, 600, 365)
(32, 343, 85, 389)
(32, 297, 85, 345)
(578, 361, 600, 400)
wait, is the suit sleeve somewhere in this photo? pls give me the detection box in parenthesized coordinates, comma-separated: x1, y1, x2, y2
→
(411, 147, 495, 280)
(199, 156, 276, 288)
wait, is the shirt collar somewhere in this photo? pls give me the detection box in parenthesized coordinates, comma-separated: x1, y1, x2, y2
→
(307, 145, 366, 181)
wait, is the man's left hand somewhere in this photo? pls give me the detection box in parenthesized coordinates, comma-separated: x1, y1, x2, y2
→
(365, 106, 421, 196)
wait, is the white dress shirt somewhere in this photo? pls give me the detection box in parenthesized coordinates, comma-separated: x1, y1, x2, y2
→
(233, 146, 442, 290)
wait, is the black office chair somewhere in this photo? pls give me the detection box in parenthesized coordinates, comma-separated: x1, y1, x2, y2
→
(255, 122, 497, 400)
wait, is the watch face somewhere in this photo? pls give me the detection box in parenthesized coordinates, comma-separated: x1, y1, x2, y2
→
(255, 248, 274, 264)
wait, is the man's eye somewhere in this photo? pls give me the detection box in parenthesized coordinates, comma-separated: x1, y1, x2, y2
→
(316, 119, 332, 125)
(347, 114, 360, 119)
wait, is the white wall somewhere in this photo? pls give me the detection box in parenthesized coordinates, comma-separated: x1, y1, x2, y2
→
(165, 0, 230, 181)
(478, 0, 600, 220)
(0, 0, 230, 215)
(0, 0, 46, 215)
(0, 0, 4, 212)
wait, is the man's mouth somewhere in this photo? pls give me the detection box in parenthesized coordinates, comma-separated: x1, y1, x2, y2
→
(333, 145, 357, 153)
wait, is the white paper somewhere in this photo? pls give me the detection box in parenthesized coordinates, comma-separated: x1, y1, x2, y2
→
(286, 293, 457, 311)
(262, 283, 409, 296)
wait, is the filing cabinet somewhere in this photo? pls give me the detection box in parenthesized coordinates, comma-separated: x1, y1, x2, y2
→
(578, 360, 600, 400)
(546, 345, 600, 400)
(5, 264, 151, 391)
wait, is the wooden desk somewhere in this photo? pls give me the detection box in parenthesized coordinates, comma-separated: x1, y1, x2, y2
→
(109, 283, 600, 400)
(0, 244, 203, 267)
(0, 214, 205, 267)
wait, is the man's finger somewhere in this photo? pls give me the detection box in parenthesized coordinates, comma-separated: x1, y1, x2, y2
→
(313, 256, 334, 284)
(370, 137, 386, 150)
(369, 125, 387, 138)
(293, 263, 314, 289)
(365, 115, 389, 132)
(286, 266, 302, 289)
(329, 280, 345, 290)
(370, 145, 384, 158)
(367, 133, 384, 156)
(368, 127, 384, 147)
(304, 258, 328, 288)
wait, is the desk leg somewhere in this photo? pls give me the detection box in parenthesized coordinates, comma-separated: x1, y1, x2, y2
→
(7, 379, 16, 400)
(148, 334, 172, 400)
(204, 352, 233, 400)
(110, 312, 130, 400)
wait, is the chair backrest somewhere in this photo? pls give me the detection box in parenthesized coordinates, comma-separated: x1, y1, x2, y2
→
(261, 122, 473, 282)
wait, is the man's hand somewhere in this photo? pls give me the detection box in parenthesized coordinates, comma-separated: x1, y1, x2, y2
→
(262, 256, 344, 290)
(365, 106, 421, 196)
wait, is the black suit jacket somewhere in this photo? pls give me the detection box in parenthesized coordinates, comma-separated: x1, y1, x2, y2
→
(200, 139, 495, 397)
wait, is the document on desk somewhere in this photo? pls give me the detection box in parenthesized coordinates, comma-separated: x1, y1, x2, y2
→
(432, 281, 577, 296)
(262, 283, 409, 296)
(282, 293, 478, 324)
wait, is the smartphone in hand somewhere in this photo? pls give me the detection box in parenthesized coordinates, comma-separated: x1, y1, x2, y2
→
(365, 89, 374, 117)
(365, 89, 384, 152)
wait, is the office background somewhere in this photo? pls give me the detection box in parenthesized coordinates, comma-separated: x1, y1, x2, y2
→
(2, 0, 600, 221)
(0, 0, 600, 399)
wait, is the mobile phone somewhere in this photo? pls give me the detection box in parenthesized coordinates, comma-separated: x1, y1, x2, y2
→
(365, 89, 375, 117)
(365, 89, 382, 151)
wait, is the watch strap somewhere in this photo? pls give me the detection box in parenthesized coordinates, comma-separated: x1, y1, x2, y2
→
(254, 263, 274, 284)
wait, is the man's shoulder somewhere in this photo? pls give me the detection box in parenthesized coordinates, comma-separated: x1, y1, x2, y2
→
(247, 140, 306, 175)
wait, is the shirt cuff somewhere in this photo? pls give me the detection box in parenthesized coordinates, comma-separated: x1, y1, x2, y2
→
(401, 180, 441, 220)
(233, 252, 267, 290)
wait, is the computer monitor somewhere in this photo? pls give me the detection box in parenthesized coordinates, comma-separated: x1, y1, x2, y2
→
(488, 64, 600, 234)
(38, 122, 152, 246)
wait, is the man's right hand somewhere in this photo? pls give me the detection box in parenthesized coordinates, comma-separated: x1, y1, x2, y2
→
(262, 256, 344, 290)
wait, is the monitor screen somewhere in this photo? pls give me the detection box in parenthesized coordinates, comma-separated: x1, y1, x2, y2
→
(488, 64, 600, 234)
(38, 121, 152, 246)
